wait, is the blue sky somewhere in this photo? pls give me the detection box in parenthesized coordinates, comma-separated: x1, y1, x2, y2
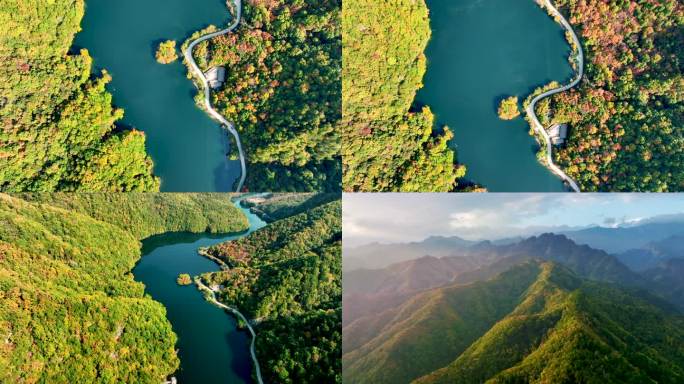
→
(343, 193, 684, 247)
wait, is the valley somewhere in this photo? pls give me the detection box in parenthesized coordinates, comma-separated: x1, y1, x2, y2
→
(0, 193, 341, 383)
(343, 194, 684, 383)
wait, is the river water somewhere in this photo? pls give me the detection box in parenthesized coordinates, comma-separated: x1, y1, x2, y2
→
(133, 199, 266, 383)
(74, 0, 240, 191)
(416, 0, 573, 191)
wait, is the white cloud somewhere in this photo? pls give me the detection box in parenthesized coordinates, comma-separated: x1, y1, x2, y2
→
(343, 193, 684, 246)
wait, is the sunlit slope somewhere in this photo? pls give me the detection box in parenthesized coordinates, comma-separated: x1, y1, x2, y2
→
(20, 193, 248, 238)
(343, 261, 684, 384)
(344, 262, 545, 383)
(0, 195, 175, 382)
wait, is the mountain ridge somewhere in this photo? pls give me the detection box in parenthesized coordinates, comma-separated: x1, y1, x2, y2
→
(343, 260, 684, 384)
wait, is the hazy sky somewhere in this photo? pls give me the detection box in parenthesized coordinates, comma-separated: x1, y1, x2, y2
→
(343, 193, 684, 247)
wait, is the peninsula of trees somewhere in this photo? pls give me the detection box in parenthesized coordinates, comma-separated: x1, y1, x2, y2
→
(342, 0, 468, 192)
(0, 0, 159, 191)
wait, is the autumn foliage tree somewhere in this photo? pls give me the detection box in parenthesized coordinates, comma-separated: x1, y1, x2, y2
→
(539, 0, 684, 191)
(498, 96, 520, 120)
(156, 40, 178, 64)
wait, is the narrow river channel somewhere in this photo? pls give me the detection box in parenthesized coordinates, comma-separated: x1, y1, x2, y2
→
(416, 0, 574, 191)
(74, 0, 240, 192)
(133, 198, 266, 383)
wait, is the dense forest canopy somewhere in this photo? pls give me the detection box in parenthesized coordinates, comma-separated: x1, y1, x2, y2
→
(186, 0, 341, 192)
(240, 192, 339, 222)
(203, 198, 341, 383)
(538, 0, 684, 191)
(0, 0, 159, 191)
(19, 193, 248, 239)
(0, 194, 246, 383)
(342, 0, 468, 192)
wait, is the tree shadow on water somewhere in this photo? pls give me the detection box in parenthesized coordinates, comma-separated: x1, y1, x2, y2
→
(225, 327, 253, 383)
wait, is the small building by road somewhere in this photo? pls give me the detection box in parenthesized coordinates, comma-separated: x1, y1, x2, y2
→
(548, 123, 568, 145)
(205, 66, 226, 89)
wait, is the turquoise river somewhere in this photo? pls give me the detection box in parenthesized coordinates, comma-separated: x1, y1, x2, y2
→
(133, 199, 266, 383)
(416, 0, 574, 191)
(74, 0, 240, 191)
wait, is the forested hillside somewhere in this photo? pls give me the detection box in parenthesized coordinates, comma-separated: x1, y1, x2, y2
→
(0, 0, 158, 191)
(535, 0, 683, 191)
(0, 194, 247, 383)
(20, 193, 248, 238)
(344, 261, 684, 384)
(241, 192, 339, 222)
(202, 199, 341, 383)
(186, 0, 341, 192)
(342, 0, 468, 192)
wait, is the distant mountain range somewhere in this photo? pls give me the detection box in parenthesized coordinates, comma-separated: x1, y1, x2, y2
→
(345, 216, 684, 272)
(343, 231, 684, 383)
(614, 233, 684, 271)
(560, 219, 684, 253)
(343, 236, 520, 271)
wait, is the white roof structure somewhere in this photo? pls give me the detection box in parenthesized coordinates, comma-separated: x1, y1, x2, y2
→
(548, 123, 568, 145)
(205, 66, 226, 89)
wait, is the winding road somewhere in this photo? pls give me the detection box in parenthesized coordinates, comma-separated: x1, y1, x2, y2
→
(525, 0, 583, 192)
(184, 0, 246, 193)
(196, 279, 264, 384)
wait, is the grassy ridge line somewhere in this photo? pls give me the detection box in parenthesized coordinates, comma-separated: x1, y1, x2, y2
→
(0, 194, 249, 383)
(343, 261, 684, 384)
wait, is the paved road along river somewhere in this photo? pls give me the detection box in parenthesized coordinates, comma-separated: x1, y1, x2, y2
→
(133, 198, 266, 383)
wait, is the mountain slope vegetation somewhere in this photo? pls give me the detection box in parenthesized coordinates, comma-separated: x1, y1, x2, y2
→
(0, 194, 247, 383)
(343, 261, 684, 384)
(0, 0, 158, 191)
(202, 198, 341, 383)
(241, 192, 339, 222)
(642, 258, 684, 310)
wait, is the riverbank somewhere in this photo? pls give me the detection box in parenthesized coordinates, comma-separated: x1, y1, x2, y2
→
(524, 0, 583, 192)
(74, 0, 241, 191)
(196, 280, 264, 384)
(182, 0, 246, 192)
(415, 0, 572, 191)
(133, 200, 267, 383)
